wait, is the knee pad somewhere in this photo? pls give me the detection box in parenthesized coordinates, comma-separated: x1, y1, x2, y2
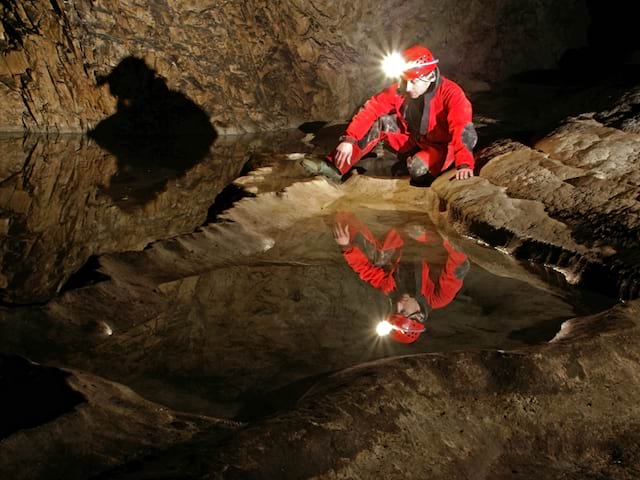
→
(455, 260, 471, 279)
(358, 115, 400, 149)
(462, 123, 478, 152)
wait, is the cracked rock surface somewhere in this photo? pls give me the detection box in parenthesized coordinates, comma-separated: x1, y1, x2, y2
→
(0, 0, 587, 133)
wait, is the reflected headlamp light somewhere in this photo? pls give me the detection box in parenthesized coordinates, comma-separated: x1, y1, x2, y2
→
(376, 314, 426, 344)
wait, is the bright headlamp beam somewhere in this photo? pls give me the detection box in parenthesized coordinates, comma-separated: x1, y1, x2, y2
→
(381, 52, 406, 78)
(376, 320, 394, 336)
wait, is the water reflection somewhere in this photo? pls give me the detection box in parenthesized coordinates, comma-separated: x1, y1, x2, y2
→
(0, 201, 587, 419)
(1, 164, 609, 421)
(333, 210, 469, 343)
(0, 133, 230, 304)
(0, 131, 307, 304)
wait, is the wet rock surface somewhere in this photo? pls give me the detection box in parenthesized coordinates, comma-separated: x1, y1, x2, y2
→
(130, 301, 640, 480)
(0, 141, 631, 479)
(3, 300, 637, 480)
(1, 167, 595, 419)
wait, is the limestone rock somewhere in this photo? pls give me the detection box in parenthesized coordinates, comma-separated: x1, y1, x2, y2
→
(0, 167, 582, 420)
(453, 117, 640, 299)
(595, 86, 640, 134)
(0, 0, 588, 133)
(4, 301, 638, 480)
(202, 301, 640, 480)
(0, 152, 636, 480)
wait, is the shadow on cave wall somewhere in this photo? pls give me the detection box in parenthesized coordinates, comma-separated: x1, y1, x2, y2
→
(584, 0, 640, 65)
(89, 57, 217, 210)
(467, 0, 640, 161)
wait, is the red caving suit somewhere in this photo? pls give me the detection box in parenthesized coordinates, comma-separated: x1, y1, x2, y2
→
(336, 212, 469, 311)
(329, 72, 476, 176)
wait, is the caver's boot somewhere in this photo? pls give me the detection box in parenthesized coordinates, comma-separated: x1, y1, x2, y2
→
(406, 155, 436, 187)
(300, 156, 343, 183)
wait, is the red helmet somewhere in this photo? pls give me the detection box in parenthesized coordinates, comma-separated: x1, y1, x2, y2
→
(401, 45, 439, 80)
(388, 313, 426, 344)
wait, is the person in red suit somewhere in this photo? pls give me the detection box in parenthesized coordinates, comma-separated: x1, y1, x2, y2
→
(332, 211, 470, 343)
(306, 45, 477, 184)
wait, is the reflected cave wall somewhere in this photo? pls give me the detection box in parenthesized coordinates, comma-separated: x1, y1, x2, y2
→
(0, 0, 590, 134)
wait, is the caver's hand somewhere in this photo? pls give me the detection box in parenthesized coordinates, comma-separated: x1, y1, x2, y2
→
(333, 222, 350, 247)
(455, 167, 474, 180)
(334, 142, 353, 171)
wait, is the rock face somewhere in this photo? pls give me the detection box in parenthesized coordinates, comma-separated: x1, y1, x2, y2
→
(0, 0, 588, 133)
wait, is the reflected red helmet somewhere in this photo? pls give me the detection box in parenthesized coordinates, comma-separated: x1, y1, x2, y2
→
(388, 313, 426, 344)
(402, 45, 439, 80)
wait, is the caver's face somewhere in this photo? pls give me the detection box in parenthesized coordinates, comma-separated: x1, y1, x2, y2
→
(396, 293, 421, 317)
(404, 71, 436, 99)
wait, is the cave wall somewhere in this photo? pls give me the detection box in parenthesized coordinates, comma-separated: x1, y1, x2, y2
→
(0, 0, 588, 134)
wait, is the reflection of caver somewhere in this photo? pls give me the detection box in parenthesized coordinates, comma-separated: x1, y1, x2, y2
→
(333, 211, 470, 343)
